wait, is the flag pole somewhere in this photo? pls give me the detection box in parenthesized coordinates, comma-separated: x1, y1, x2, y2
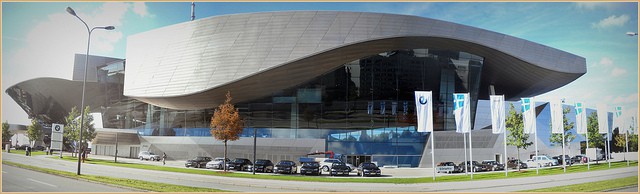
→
(504, 122, 508, 177)
(625, 131, 629, 166)
(464, 133, 468, 176)
(607, 129, 611, 168)
(562, 124, 566, 173)
(534, 126, 539, 175)
(586, 131, 590, 171)
(431, 131, 436, 181)
(469, 129, 474, 179)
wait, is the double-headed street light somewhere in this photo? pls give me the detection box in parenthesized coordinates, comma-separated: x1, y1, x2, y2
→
(66, 6, 115, 175)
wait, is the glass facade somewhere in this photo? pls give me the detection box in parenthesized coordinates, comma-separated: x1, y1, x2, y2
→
(127, 48, 484, 167)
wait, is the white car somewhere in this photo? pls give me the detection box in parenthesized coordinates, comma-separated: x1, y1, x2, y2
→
(206, 157, 230, 169)
(526, 155, 556, 168)
(138, 151, 161, 161)
(319, 159, 355, 172)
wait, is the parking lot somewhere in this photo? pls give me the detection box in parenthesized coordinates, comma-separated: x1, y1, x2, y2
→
(76, 151, 637, 178)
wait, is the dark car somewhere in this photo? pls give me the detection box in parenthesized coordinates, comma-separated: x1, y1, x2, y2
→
(249, 159, 274, 173)
(552, 155, 572, 166)
(482, 160, 505, 171)
(437, 162, 463, 173)
(571, 155, 587, 164)
(459, 161, 488, 172)
(227, 158, 253, 171)
(329, 162, 350, 176)
(185, 156, 212, 168)
(274, 160, 297, 174)
(356, 162, 381, 177)
(300, 162, 321, 175)
(507, 159, 528, 169)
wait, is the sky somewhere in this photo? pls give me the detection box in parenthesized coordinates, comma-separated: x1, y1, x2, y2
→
(2, 2, 638, 126)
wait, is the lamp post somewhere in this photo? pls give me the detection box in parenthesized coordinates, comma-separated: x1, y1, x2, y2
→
(66, 6, 115, 175)
(626, 32, 638, 36)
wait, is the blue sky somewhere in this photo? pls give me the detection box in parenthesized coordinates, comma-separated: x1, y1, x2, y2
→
(2, 2, 638, 126)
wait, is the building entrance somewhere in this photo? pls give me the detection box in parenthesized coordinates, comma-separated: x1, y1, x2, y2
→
(346, 155, 371, 166)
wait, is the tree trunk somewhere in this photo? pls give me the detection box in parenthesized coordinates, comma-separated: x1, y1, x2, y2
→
(516, 148, 521, 172)
(224, 140, 228, 172)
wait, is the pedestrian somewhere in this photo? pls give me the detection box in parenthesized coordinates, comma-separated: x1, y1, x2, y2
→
(162, 152, 167, 165)
(26, 146, 31, 156)
(82, 150, 86, 163)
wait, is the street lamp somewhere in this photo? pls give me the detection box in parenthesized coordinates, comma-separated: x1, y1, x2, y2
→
(626, 32, 638, 36)
(66, 6, 115, 175)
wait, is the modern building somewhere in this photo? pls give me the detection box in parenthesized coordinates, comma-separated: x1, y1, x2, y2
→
(6, 11, 587, 167)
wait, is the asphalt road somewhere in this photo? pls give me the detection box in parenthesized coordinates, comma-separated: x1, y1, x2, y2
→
(1, 164, 134, 192)
(2, 153, 638, 192)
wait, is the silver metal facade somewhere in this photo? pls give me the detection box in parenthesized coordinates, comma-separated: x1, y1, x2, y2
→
(124, 11, 585, 110)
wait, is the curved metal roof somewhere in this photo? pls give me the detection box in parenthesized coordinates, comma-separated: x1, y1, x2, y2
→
(127, 11, 581, 109)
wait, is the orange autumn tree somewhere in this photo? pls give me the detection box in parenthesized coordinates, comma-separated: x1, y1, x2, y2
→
(210, 91, 244, 172)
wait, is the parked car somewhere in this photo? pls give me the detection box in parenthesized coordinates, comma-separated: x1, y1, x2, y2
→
(571, 155, 587, 164)
(356, 162, 381, 177)
(482, 160, 505, 171)
(329, 162, 351, 176)
(526, 155, 556, 168)
(185, 156, 212, 168)
(459, 161, 488, 172)
(436, 162, 463, 173)
(227, 158, 253, 171)
(138, 151, 161, 161)
(507, 159, 528, 169)
(319, 158, 355, 172)
(552, 155, 572, 165)
(300, 162, 322, 175)
(33, 145, 46, 151)
(274, 160, 297, 174)
(248, 159, 274, 173)
(205, 157, 230, 169)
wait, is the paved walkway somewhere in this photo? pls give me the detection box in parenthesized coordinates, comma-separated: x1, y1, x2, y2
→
(2, 152, 638, 192)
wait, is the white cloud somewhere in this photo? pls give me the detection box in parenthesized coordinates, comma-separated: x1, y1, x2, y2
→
(613, 93, 638, 104)
(133, 2, 153, 17)
(611, 67, 628, 76)
(599, 57, 614, 67)
(575, 2, 609, 10)
(591, 15, 629, 29)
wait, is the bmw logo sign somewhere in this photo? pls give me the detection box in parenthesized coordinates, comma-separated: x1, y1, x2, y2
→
(54, 125, 61, 132)
(419, 96, 428, 105)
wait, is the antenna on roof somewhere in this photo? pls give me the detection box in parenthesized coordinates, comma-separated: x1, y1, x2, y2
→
(190, 2, 195, 21)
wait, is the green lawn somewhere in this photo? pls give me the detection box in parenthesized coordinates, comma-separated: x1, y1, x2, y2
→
(4, 150, 48, 156)
(2, 160, 229, 192)
(52, 156, 637, 184)
(521, 176, 638, 192)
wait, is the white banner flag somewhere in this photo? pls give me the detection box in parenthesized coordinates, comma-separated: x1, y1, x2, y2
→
(575, 102, 587, 134)
(490, 95, 505, 134)
(614, 106, 624, 133)
(453, 93, 471, 133)
(551, 99, 564, 134)
(597, 104, 609, 134)
(415, 91, 433, 132)
(522, 98, 536, 134)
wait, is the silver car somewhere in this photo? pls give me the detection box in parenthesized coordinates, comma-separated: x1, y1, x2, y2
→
(206, 157, 230, 169)
(138, 151, 161, 161)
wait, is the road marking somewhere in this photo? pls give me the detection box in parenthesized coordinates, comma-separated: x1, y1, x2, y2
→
(27, 178, 58, 187)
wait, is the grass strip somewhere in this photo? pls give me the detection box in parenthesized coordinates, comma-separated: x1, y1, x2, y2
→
(52, 156, 637, 184)
(5, 150, 48, 156)
(2, 160, 229, 192)
(520, 176, 638, 192)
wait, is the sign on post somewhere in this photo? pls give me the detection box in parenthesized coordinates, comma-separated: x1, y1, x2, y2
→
(51, 123, 64, 151)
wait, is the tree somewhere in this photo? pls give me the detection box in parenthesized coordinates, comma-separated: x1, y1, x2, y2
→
(549, 107, 576, 155)
(586, 112, 605, 164)
(2, 120, 12, 145)
(26, 119, 42, 147)
(614, 129, 627, 150)
(210, 92, 244, 172)
(506, 103, 532, 171)
(64, 106, 96, 157)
